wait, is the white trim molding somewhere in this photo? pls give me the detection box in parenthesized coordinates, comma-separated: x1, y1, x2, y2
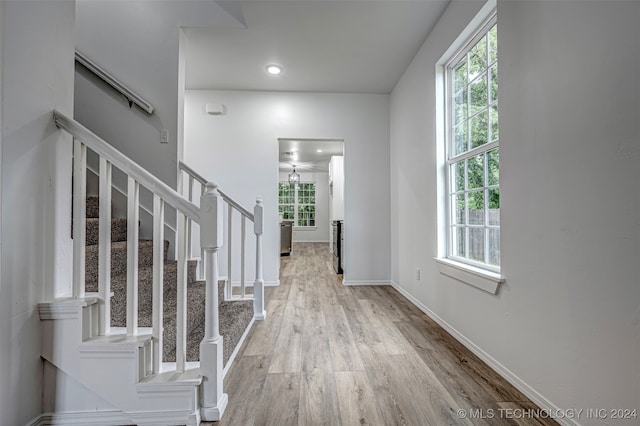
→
(38, 297, 99, 320)
(223, 317, 255, 377)
(31, 409, 201, 426)
(388, 280, 579, 426)
(434, 257, 504, 294)
(29, 411, 132, 426)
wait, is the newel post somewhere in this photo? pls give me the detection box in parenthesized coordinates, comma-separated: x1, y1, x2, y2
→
(253, 197, 266, 321)
(199, 183, 228, 421)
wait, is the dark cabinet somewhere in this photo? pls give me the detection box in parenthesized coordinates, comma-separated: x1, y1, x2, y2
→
(332, 221, 343, 274)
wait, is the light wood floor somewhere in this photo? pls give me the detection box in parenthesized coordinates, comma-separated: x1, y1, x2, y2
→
(209, 242, 556, 426)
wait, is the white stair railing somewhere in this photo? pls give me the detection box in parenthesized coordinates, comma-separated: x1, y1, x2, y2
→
(178, 161, 265, 319)
(55, 110, 256, 421)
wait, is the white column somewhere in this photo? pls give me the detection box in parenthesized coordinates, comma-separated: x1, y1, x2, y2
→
(72, 139, 87, 299)
(253, 197, 266, 321)
(199, 182, 227, 421)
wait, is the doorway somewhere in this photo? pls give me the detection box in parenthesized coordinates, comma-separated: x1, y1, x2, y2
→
(277, 138, 344, 271)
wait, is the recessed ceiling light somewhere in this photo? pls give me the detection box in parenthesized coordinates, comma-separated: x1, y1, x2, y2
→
(266, 65, 282, 75)
(317, 149, 323, 153)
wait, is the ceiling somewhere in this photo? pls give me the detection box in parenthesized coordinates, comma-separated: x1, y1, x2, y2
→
(184, 0, 449, 94)
(279, 139, 344, 173)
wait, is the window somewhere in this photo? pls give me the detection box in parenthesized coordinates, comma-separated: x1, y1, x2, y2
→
(446, 16, 499, 272)
(278, 182, 316, 227)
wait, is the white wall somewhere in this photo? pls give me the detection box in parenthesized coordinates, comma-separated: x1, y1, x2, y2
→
(185, 90, 390, 285)
(0, 0, 4, 332)
(74, 1, 245, 254)
(390, 1, 640, 424)
(0, 1, 76, 425)
(74, 1, 244, 187)
(278, 171, 330, 243)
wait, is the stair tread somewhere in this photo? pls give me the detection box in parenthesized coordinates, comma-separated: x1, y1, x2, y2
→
(81, 330, 152, 346)
(137, 366, 202, 386)
(83, 195, 255, 368)
(85, 239, 171, 287)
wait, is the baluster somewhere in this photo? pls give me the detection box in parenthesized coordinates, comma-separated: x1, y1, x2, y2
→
(241, 215, 246, 298)
(72, 138, 87, 299)
(188, 175, 194, 202)
(187, 175, 194, 259)
(176, 211, 188, 372)
(98, 158, 112, 335)
(227, 204, 233, 300)
(152, 196, 164, 374)
(199, 183, 228, 420)
(253, 198, 266, 320)
(199, 185, 206, 281)
(127, 177, 139, 336)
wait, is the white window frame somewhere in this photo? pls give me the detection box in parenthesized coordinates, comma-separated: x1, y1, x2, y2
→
(435, 4, 504, 294)
(278, 181, 317, 230)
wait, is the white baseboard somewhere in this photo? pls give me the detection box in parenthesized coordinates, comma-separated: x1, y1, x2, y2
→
(29, 411, 131, 426)
(342, 279, 391, 286)
(31, 408, 200, 426)
(223, 317, 255, 378)
(388, 281, 580, 426)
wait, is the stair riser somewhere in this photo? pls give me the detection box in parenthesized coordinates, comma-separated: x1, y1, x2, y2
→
(109, 263, 203, 329)
(86, 196, 100, 218)
(85, 217, 128, 246)
(109, 278, 251, 365)
(83, 196, 254, 368)
(85, 240, 168, 288)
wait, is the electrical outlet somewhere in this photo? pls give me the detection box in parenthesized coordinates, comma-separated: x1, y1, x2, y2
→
(416, 268, 421, 281)
(160, 130, 169, 144)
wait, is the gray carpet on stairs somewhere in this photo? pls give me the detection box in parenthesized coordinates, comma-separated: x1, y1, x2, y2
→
(84, 196, 253, 366)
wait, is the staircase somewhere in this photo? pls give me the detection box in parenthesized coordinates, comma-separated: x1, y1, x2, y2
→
(37, 111, 266, 425)
(83, 196, 254, 365)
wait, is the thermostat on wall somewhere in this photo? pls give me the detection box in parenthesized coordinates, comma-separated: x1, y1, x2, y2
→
(205, 103, 225, 115)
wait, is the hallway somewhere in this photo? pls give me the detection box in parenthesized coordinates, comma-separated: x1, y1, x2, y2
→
(212, 243, 555, 425)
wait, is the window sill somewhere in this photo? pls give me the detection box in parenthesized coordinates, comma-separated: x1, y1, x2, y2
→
(434, 258, 504, 295)
(293, 226, 318, 231)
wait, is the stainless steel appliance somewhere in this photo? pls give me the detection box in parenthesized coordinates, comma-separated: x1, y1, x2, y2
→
(280, 220, 293, 256)
(332, 220, 343, 274)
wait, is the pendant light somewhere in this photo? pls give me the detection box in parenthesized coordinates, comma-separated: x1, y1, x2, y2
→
(288, 165, 300, 185)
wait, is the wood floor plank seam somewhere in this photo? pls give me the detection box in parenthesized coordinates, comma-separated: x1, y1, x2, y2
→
(209, 243, 558, 426)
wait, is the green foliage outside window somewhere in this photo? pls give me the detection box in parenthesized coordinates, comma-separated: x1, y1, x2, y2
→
(449, 21, 500, 268)
(278, 182, 316, 227)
